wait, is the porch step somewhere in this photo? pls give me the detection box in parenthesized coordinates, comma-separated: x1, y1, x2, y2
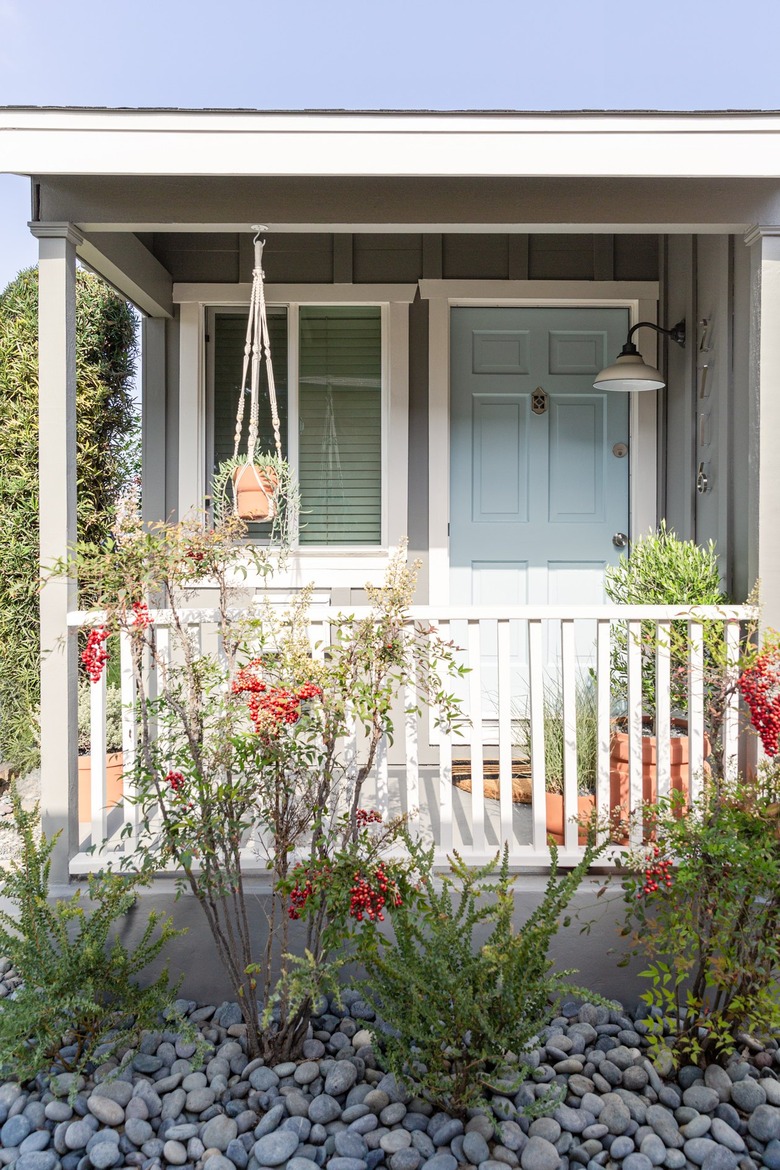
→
(452, 758, 532, 804)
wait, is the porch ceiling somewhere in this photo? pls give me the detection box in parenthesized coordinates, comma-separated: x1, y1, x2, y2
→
(30, 175, 780, 236)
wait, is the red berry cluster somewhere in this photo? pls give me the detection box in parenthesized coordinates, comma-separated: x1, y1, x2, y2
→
(356, 808, 383, 827)
(638, 845, 673, 898)
(349, 863, 403, 922)
(166, 769, 185, 793)
(232, 660, 323, 734)
(131, 600, 151, 630)
(739, 650, 780, 756)
(82, 627, 109, 683)
(288, 862, 331, 919)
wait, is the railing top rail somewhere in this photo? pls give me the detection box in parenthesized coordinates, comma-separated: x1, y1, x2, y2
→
(67, 603, 758, 628)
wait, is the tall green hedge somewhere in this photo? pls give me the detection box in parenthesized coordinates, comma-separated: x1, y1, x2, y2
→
(0, 267, 138, 771)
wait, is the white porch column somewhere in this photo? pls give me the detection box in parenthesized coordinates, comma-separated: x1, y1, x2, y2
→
(31, 222, 82, 882)
(745, 228, 780, 631)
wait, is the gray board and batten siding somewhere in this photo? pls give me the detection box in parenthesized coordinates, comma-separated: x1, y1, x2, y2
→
(142, 228, 744, 602)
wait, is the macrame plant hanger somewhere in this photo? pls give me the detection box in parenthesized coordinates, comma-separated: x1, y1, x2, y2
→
(231, 227, 283, 521)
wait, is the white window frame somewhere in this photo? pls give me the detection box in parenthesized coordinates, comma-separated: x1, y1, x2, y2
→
(418, 279, 661, 604)
(175, 283, 416, 587)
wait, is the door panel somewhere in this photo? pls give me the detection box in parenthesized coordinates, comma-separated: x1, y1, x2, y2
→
(450, 306, 630, 607)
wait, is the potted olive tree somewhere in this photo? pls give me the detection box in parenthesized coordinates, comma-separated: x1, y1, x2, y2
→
(605, 522, 725, 816)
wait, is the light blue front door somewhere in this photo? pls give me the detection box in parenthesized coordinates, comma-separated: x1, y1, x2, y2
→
(450, 306, 630, 611)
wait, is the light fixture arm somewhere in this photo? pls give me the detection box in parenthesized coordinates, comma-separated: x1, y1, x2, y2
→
(620, 319, 686, 357)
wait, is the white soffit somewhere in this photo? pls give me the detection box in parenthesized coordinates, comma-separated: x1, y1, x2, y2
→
(4, 110, 780, 178)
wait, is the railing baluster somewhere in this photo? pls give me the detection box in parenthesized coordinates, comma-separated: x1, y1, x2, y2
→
(722, 619, 741, 784)
(561, 620, 579, 853)
(497, 618, 513, 849)
(596, 619, 611, 829)
(529, 619, 547, 852)
(404, 677, 420, 833)
(89, 666, 108, 849)
(438, 619, 453, 855)
(656, 620, 672, 799)
(627, 619, 643, 844)
(119, 629, 138, 853)
(689, 620, 705, 799)
(467, 619, 485, 854)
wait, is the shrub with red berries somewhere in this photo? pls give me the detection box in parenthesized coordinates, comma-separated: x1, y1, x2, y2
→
(231, 658, 323, 736)
(636, 844, 673, 898)
(738, 644, 780, 757)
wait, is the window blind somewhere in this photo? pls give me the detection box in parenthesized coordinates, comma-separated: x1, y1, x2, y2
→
(298, 306, 382, 546)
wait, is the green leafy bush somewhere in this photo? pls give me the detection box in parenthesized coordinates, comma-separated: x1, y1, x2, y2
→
(359, 832, 608, 1117)
(0, 787, 182, 1084)
(604, 521, 727, 719)
(620, 769, 780, 1067)
(0, 267, 138, 771)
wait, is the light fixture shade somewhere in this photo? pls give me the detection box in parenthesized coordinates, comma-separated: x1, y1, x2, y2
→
(593, 352, 665, 392)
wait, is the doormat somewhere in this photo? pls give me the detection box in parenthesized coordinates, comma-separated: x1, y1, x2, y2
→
(452, 758, 532, 804)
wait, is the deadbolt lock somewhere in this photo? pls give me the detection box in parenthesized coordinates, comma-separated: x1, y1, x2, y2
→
(612, 442, 628, 458)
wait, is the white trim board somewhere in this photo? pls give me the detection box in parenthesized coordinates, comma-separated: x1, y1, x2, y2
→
(420, 280, 660, 604)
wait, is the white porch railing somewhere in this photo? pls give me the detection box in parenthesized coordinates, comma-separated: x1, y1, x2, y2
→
(66, 604, 756, 875)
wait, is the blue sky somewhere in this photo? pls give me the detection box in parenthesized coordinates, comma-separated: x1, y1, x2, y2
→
(2, 0, 780, 290)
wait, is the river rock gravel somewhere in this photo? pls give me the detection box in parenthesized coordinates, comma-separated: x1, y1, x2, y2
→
(0, 964, 778, 1170)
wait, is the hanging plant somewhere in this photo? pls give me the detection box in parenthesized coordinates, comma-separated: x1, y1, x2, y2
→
(221, 228, 298, 544)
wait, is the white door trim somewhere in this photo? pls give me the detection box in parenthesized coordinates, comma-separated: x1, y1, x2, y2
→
(420, 280, 660, 605)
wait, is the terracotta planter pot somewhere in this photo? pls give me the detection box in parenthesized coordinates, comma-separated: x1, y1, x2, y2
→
(609, 719, 710, 840)
(232, 463, 279, 522)
(545, 793, 596, 845)
(78, 752, 123, 821)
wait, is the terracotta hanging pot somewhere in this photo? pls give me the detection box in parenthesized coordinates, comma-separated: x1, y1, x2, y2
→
(232, 463, 279, 522)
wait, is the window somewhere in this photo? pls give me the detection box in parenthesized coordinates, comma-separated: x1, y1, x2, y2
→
(211, 304, 383, 546)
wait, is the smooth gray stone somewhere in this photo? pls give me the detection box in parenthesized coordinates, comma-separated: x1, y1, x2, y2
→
(639, 1134, 666, 1166)
(390, 1150, 422, 1170)
(16, 1155, 58, 1170)
(325, 1064, 359, 1097)
(382, 1131, 412, 1156)
(287, 1160, 321, 1170)
(201, 1114, 239, 1151)
(350, 1115, 379, 1136)
(88, 1142, 122, 1169)
(681, 1116, 712, 1140)
(731, 1081, 767, 1113)
(500, 1122, 527, 1152)
(762, 1139, 780, 1170)
(645, 1105, 684, 1149)
(432, 1118, 463, 1147)
(133, 1053, 163, 1074)
(87, 1097, 124, 1127)
(683, 1138, 719, 1165)
(327, 1159, 368, 1170)
(254, 1103, 287, 1139)
(162, 1140, 188, 1165)
(708, 1118, 744, 1153)
(91, 1082, 133, 1108)
(249, 1068, 280, 1093)
(282, 1116, 312, 1142)
(610, 1135, 635, 1158)
(253, 1129, 300, 1165)
(227, 1137, 250, 1168)
(623, 1068, 650, 1093)
(700, 1149, 738, 1170)
(412, 1132, 436, 1159)
(600, 1096, 632, 1136)
(124, 1117, 154, 1146)
(381, 1103, 408, 1127)
(343, 1106, 371, 1124)
(554, 1107, 590, 1135)
(165, 1124, 200, 1141)
(765, 1081, 780, 1108)
(294, 1062, 321, 1087)
(519, 1137, 559, 1170)
(19, 1132, 51, 1155)
(463, 1132, 491, 1165)
(703, 1067, 733, 1103)
(623, 1156, 653, 1170)
(1, 1115, 32, 1147)
(376, 1075, 412, 1106)
(185, 1086, 216, 1113)
(309, 1096, 342, 1125)
(335, 1132, 369, 1160)
(64, 1120, 94, 1151)
(421, 1156, 457, 1170)
(747, 1104, 780, 1142)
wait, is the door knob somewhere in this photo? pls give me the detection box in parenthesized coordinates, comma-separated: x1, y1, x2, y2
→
(612, 532, 628, 548)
